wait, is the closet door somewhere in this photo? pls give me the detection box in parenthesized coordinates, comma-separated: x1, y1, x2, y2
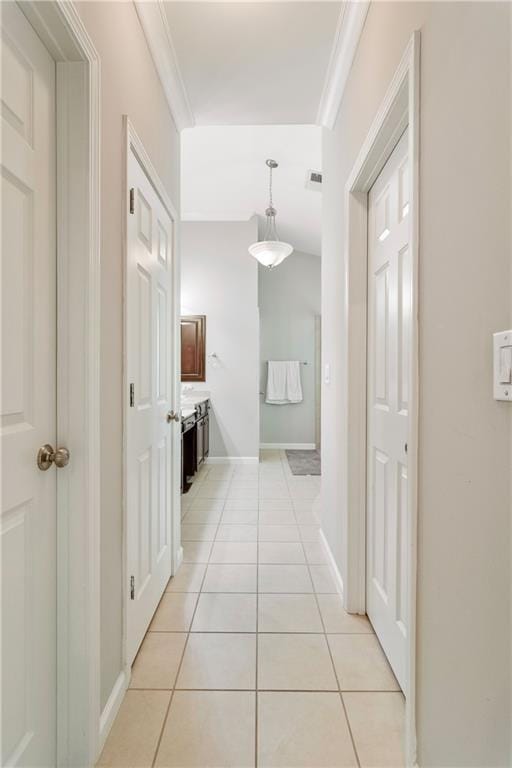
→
(366, 129, 411, 691)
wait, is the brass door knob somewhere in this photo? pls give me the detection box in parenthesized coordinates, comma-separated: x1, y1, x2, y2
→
(37, 444, 70, 471)
(166, 410, 180, 423)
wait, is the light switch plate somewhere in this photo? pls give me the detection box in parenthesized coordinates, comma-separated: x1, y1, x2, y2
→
(493, 330, 512, 401)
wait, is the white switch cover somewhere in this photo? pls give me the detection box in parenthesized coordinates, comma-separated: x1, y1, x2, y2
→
(493, 330, 512, 401)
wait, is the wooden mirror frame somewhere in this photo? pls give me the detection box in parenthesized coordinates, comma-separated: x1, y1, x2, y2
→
(181, 315, 206, 382)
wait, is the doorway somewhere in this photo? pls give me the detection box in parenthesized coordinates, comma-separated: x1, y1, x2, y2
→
(258, 252, 321, 462)
(343, 34, 419, 765)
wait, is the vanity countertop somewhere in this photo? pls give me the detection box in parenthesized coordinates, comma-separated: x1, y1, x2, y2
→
(181, 391, 210, 408)
(181, 407, 196, 420)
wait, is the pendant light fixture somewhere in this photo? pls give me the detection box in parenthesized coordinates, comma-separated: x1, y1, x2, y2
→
(248, 159, 293, 269)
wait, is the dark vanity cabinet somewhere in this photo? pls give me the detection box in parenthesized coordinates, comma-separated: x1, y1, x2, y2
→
(181, 400, 210, 493)
(181, 413, 197, 494)
(196, 415, 205, 467)
(195, 400, 210, 468)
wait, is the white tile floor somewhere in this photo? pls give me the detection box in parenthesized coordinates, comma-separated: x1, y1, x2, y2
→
(98, 450, 405, 768)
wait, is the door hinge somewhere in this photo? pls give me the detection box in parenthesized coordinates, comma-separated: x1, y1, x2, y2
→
(130, 575, 135, 600)
(129, 383, 135, 407)
(129, 187, 135, 215)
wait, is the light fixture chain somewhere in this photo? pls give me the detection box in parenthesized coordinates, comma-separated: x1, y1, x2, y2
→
(269, 163, 273, 208)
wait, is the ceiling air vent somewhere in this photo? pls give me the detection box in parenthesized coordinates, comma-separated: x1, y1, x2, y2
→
(305, 169, 322, 191)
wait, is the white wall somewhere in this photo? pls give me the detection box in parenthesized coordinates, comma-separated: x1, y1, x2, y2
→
(181, 220, 260, 459)
(181, 125, 322, 256)
(76, 1, 181, 713)
(259, 251, 321, 447)
(321, 2, 511, 765)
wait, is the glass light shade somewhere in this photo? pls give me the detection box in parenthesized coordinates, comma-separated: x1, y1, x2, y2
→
(248, 205, 293, 268)
(248, 239, 293, 269)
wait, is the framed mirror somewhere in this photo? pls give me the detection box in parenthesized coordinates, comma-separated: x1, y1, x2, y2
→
(181, 315, 206, 382)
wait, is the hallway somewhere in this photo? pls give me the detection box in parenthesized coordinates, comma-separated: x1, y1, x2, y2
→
(1, 2, 511, 766)
(98, 451, 404, 767)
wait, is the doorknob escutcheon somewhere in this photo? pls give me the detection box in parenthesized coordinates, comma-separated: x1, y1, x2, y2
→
(37, 444, 70, 471)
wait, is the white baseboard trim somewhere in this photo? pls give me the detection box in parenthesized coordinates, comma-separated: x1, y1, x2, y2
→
(99, 667, 130, 751)
(319, 529, 344, 599)
(205, 456, 259, 465)
(260, 443, 316, 450)
(174, 545, 183, 573)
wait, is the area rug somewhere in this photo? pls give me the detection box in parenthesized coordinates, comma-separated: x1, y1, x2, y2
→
(285, 449, 321, 476)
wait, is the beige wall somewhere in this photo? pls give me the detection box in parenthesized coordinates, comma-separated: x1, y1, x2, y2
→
(321, 2, 511, 764)
(76, 1, 181, 710)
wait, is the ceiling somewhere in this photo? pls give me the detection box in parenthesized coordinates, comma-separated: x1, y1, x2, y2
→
(163, 2, 342, 125)
(137, 1, 358, 258)
(181, 124, 322, 256)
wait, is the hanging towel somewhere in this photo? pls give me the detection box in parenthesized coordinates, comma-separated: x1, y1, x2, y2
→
(285, 361, 303, 403)
(266, 361, 303, 405)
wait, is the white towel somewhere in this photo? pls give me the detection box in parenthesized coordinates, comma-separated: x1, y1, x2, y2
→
(285, 361, 303, 403)
(266, 361, 303, 405)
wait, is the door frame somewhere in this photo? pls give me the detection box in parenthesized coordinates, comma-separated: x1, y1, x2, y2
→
(343, 33, 420, 766)
(121, 117, 182, 669)
(16, 2, 101, 765)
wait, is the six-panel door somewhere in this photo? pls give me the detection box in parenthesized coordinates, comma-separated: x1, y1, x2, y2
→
(366, 129, 411, 691)
(1, 4, 57, 764)
(125, 146, 175, 664)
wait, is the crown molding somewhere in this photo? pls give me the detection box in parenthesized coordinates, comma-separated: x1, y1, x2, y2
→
(316, 0, 370, 130)
(134, 0, 194, 132)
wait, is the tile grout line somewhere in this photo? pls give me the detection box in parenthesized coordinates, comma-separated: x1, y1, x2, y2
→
(141, 454, 357, 767)
(281, 448, 363, 768)
(131, 687, 400, 694)
(145, 467, 207, 763)
(255, 454, 260, 768)
(149, 576, 201, 767)
(149, 465, 233, 766)
(294, 508, 363, 767)
(301, 540, 362, 767)
(149, 629, 376, 635)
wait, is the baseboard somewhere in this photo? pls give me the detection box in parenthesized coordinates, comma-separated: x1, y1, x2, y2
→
(205, 456, 259, 465)
(98, 667, 130, 752)
(319, 529, 344, 599)
(260, 443, 316, 450)
(174, 545, 183, 572)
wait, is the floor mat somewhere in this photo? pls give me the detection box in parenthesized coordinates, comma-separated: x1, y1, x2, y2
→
(285, 449, 321, 476)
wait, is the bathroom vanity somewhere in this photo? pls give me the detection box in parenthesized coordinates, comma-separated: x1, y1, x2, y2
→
(181, 395, 210, 493)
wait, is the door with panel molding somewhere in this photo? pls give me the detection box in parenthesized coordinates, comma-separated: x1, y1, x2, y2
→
(366, 129, 410, 691)
(1, 4, 57, 764)
(126, 145, 175, 664)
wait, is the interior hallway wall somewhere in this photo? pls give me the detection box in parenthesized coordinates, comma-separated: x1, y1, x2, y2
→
(321, 2, 511, 764)
(181, 219, 260, 460)
(76, 1, 181, 712)
(259, 251, 321, 447)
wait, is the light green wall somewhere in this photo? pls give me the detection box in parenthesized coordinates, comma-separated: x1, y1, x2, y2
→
(259, 251, 321, 446)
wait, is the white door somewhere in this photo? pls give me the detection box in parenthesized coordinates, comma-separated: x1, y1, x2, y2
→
(366, 129, 410, 690)
(126, 146, 175, 664)
(1, 4, 57, 765)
